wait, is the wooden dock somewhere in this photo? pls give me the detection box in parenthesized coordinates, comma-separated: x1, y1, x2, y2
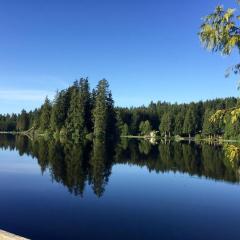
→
(0, 230, 29, 240)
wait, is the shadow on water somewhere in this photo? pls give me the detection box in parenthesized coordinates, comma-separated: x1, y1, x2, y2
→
(0, 134, 239, 197)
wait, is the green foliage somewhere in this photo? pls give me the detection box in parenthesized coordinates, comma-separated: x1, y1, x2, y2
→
(2, 134, 240, 198)
(16, 110, 29, 131)
(183, 104, 198, 136)
(65, 79, 91, 141)
(93, 79, 116, 141)
(50, 90, 70, 132)
(202, 109, 221, 136)
(0, 76, 240, 141)
(200, 6, 240, 56)
(121, 123, 129, 136)
(174, 112, 184, 135)
(159, 112, 173, 137)
(138, 140, 152, 154)
(40, 97, 52, 131)
(223, 144, 240, 167)
(92, 79, 108, 140)
(194, 134, 202, 141)
(199, 2, 240, 82)
(139, 120, 152, 136)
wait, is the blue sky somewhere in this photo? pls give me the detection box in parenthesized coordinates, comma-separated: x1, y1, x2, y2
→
(0, 0, 239, 114)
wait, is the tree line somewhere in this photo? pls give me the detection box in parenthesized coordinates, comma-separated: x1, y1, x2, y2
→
(0, 78, 239, 140)
(116, 97, 239, 139)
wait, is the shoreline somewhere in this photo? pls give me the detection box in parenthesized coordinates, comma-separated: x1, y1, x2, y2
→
(121, 135, 240, 143)
(1, 131, 240, 144)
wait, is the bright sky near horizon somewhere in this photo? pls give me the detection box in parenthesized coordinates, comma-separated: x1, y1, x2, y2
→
(0, 0, 239, 114)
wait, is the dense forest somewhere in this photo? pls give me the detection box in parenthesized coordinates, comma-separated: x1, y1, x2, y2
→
(0, 78, 239, 141)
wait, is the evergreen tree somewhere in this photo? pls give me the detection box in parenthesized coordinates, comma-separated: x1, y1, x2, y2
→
(16, 110, 29, 131)
(121, 123, 129, 136)
(202, 109, 220, 137)
(93, 79, 108, 140)
(159, 112, 173, 137)
(50, 90, 69, 132)
(139, 120, 152, 136)
(65, 79, 91, 141)
(106, 91, 117, 140)
(93, 79, 116, 141)
(65, 81, 82, 140)
(183, 104, 198, 138)
(79, 78, 92, 134)
(174, 111, 184, 135)
(40, 97, 52, 131)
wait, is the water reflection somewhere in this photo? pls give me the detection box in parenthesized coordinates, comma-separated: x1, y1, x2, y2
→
(0, 135, 239, 198)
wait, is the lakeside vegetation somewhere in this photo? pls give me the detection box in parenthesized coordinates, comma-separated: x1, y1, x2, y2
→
(0, 79, 239, 142)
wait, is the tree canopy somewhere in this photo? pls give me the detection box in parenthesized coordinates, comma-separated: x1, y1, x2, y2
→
(199, 2, 240, 126)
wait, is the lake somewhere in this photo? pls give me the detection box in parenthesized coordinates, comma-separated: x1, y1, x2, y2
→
(0, 135, 240, 240)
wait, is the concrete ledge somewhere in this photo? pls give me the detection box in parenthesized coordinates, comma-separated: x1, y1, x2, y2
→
(0, 230, 29, 240)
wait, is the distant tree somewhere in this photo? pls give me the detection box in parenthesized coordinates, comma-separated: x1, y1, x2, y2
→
(130, 110, 141, 135)
(183, 104, 198, 138)
(65, 78, 92, 141)
(93, 79, 116, 141)
(16, 110, 29, 131)
(40, 97, 52, 131)
(139, 120, 152, 136)
(65, 81, 82, 140)
(202, 109, 221, 137)
(159, 112, 173, 137)
(93, 80, 108, 140)
(174, 111, 185, 135)
(121, 123, 129, 136)
(50, 90, 69, 132)
(79, 78, 92, 134)
(106, 91, 117, 140)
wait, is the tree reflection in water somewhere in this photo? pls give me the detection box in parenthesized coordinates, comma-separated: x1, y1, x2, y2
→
(0, 134, 239, 197)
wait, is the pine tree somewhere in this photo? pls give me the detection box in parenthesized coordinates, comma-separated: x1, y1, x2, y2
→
(65, 81, 82, 141)
(159, 112, 173, 137)
(65, 79, 92, 141)
(93, 79, 116, 141)
(202, 109, 216, 137)
(139, 120, 152, 136)
(106, 91, 117, 140)
(16, 110, 29, 131)
(183, 104, 197, 138)
(50, 90, 69, 132)
(40, 97, 52, 131)
(174, 112, 184, 135)
(93, 79, 108, 140)
(121, 123, 129, 136)
(79, 78, 92, 134)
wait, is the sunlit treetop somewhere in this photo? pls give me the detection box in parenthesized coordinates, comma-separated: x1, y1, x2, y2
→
(199, 4, 240, 76)
(200, 2, 240, 125)
(200, 6, 240, 54)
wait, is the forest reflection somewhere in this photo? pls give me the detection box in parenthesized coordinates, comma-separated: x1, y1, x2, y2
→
(0, 135, 239, 197)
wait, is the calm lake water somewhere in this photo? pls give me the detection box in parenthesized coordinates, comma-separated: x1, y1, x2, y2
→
(0, 135, 240, 240)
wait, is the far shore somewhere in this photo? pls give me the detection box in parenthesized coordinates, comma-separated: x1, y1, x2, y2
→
(1, 131, 240, 144)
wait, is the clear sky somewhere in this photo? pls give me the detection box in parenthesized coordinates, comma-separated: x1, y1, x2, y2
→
(0, 0, 239, 114)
